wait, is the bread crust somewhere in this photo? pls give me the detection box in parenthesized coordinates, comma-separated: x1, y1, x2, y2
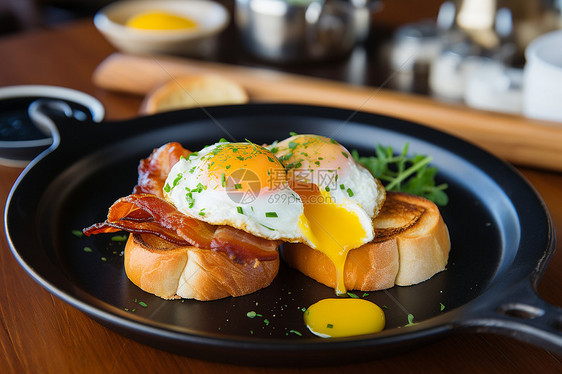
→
(140, 75, 248, 114)
(124, 233, 279, 301)
(282, 192, 450, 291)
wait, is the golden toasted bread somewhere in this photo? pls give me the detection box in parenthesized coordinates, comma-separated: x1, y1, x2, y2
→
(124, 233, 279, 301)
(282, 192, 450, 291)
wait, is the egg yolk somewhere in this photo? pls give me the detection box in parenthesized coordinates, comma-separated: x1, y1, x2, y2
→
(126, 11, 198, 30)
(199, 142, 286, 194)
(295, 184, 368, 295)
(276, 135, 372, 295)
(304, 298, 385, 338)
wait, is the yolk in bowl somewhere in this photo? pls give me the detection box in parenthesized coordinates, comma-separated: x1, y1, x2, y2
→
(125, 10, 198, 30)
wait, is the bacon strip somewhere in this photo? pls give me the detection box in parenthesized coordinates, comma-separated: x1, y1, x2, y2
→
(84, 194, 215, 248)
(133, 142, 190, 197)
(83, 193, 280, 264)
(211, 226, 280, 264)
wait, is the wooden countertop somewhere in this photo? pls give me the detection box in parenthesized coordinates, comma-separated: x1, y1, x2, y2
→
(1, 20, 561, 373)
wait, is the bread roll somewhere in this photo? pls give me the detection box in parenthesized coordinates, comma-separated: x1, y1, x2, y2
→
(282, 192, 450, 291)
(140, 75, 248, 114)
(124, 233, 279, 301)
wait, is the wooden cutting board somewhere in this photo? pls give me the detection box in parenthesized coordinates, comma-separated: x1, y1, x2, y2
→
(93, 53, 562, 172)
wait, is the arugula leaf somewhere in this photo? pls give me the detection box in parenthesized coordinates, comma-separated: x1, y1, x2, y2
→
(352, 143, 449, 206)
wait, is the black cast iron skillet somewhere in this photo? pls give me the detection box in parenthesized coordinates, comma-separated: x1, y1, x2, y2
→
(5, 103, 561, 365)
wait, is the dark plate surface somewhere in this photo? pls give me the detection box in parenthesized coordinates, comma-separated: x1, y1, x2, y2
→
(5, 104, 556, 365)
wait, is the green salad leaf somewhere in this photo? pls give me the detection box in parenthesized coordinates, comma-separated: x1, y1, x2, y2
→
(352, 143, 449, 206)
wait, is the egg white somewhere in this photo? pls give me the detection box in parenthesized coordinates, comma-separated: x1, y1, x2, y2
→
(163, 142, 307, 242)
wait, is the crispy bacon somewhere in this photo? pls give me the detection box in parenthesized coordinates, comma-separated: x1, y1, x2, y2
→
(133, 142, 190, 197)
(211, 226, 280, 264)
(84, 194, 215, 248)
(84, 193, 280, 264)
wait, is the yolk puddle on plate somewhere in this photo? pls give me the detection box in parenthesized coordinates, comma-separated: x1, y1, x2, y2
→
(297, 186, 368, 295)
(304, 298, 385, 338)
(126, 10, 198, 30)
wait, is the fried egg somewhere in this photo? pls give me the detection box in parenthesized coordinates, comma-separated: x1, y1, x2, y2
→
(163, 140, 305, 241)
(272, 134, 385, 294)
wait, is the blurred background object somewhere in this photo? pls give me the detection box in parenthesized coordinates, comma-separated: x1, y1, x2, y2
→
(93, 0, 229, 56)
(1, 0, 561, 117)
(523, 29, 562, 122)
(0, 0, 114, 33)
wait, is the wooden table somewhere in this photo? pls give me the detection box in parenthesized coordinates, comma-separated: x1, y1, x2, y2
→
(1, 20, 561, 373)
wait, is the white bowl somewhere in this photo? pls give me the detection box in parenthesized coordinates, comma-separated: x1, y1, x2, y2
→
(94, 0, 229, 56)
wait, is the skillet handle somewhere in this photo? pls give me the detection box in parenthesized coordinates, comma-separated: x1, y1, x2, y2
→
(460, 277, 562, 354)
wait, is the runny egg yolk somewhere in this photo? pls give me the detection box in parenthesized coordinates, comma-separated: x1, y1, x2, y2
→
(275, 134, 376, 295)
(295, 184, 369, 295)
(126, 10, 198, 30)
(304, 298, 385, 338)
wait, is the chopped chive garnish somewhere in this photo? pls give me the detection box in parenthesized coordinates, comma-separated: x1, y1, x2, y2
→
(327, 324, 334, 329)
(330, 138, 338, 144)
(362, 292, 369, 297)
(342, 151, 349, 158)
(219, 138, 228, 143)
(289, 132, 298, 137)
(225, 165, 231, 169)
(72, 230, 83, 237)
(235, 183, 242, 190)
(406, 314, 416, 326)
(237, 206, 244, 214)
(260, 224, 275, 231)
(325, 186, 330, 192)
(289, 330, 302, 336)
(314, 161, 320, 166)
(347, 292, 359, 298)
(186, 193, 194, 208)
(267, 156, 275, 163)
(340, 184, 345, 190)
(138, 301, 148, 308)
(265, 212, 278, 218)
(246, 311, 262, 318)
(172, 173, 182, 187)
(111, 235, 128, 242)
(288, 141, 297, 150)
(237, 156, 244, 161)
(347, 188, 354, 197)
(83, 247, 93, 253)
(221, 173, 226, 187)
(270, 147, 279, 154)
(164, 183, 171, 193)
(440, 303, 445, 311)
(101, 257, 107, 262)
(264, 319, 270, 326)
(189, 166, 196, 174)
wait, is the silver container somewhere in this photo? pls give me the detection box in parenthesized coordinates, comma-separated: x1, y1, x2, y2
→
(235, 0, 374, 62)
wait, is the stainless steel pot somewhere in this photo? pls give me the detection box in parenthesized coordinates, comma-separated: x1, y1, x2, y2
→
(235, 0, 377, 62)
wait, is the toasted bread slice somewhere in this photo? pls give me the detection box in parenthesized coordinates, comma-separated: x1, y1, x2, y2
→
(125, 233, 279, 301)
(282, 192, 450, 291)
(140, 75, 248, 114)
